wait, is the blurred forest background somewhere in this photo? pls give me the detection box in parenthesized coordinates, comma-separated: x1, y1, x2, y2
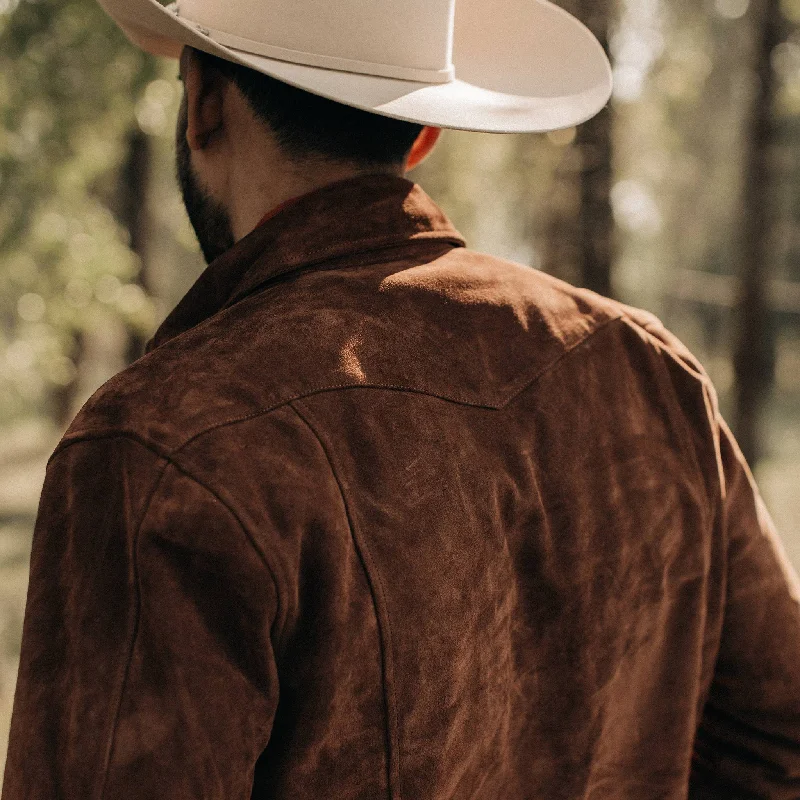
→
(2, 0, 800, 784)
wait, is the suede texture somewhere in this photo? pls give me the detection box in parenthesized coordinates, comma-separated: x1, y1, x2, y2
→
(3, 174, 800, 799)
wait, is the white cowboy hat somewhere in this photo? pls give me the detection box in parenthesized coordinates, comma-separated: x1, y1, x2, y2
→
(96, 0, 613, 134)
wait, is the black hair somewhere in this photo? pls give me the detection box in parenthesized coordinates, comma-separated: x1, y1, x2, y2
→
(191, 47, 424, 168)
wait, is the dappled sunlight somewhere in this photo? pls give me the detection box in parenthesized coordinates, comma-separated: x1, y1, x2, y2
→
(338, 332, 368, 383)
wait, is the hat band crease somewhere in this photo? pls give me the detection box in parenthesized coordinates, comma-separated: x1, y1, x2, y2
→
(173, 13, 456, 84)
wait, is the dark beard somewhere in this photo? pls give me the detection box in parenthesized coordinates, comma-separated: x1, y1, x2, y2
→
(175, 97, 236, 265)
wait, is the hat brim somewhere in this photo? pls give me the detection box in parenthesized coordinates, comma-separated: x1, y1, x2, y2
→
(97, 0, 613, 133)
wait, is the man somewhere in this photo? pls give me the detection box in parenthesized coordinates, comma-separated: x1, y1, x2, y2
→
(3, 0, 800, 797)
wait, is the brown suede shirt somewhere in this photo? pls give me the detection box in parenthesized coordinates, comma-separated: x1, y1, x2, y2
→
(3, 174, 800, 800)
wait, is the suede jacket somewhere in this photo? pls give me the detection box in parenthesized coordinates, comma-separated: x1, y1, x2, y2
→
(3, 174, 800, 800)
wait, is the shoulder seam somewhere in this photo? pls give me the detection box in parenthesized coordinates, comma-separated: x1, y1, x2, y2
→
(617, 312, 721, 527)
(617, 311, 709, 383)
(500, 312, 624, 409)
(47, 434, 284, 642)
(98, 454, 282, 798)
(48, 431, 171, 469)
(163, 457, 284, 599)
(99, 453, 170, 800)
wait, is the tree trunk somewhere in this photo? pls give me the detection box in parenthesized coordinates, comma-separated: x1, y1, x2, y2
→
(120, 128, 154, 364)
(576, 108, 615, 298)
(540, 145, 583, 287)
(576, 0, 615, 298)
(541, 0, 615, 297)
(732, 0, 780, 467)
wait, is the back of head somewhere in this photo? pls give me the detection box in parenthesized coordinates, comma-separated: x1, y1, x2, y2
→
(191, 47, 425, 169)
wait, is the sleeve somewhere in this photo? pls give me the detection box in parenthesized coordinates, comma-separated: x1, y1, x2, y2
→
(690, 411, 800, 798)
(1, 436, 280, 800)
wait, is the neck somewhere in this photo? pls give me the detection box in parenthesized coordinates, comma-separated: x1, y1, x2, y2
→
(226, 157, 405, 241)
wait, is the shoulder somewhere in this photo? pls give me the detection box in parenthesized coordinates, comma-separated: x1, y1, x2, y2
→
(53, 251, 717, 467)
(554, 289, 724, 509)
(449, 249, 714, 390)
(461, 256, 724, 489)
(51, 329, 313, 466)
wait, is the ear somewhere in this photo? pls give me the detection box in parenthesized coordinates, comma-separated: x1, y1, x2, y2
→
(405, 126, 442, 171)
(183, 49, 226, 151)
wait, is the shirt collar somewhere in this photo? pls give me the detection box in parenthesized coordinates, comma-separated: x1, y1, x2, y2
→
(144, 173, 466, 354)
(254, 193, 305, 230)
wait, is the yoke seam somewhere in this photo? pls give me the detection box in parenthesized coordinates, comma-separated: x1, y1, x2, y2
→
(50, 385, 500, 467)
(54, 313, 629, 465)
(289, 399, 400, 800)
(498, 311, 624, 408)
(53, 310, 699, 475)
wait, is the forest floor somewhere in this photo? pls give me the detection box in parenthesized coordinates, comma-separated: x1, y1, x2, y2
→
(0, 410, 799, 787)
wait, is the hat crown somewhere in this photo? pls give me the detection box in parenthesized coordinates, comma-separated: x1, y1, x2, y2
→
(176, 0, 457, 83)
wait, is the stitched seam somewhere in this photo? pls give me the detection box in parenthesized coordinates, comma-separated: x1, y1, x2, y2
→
(81, 436, 286, 660)
(59, 316, 623, 462)
(54, 387, 500, 468)
(500, 312, 625, 409)
(289, 400, 399, 800)
(169, 386, 500, 458)
(167, 316, 623, 453)
(58, 315, 644, 464)
(96, 442, 170, 800)
(49, 431, 172, 468)
(58, 436, 282, 796)
(163, 457, 288, 657)
(619, 315, 716, 531)
(634, 319, 722, 528)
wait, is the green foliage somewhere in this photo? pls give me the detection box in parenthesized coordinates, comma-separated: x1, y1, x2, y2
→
(0, 0, 162, 422)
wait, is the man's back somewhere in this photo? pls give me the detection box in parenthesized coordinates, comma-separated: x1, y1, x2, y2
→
(4, 176, 800, 799)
